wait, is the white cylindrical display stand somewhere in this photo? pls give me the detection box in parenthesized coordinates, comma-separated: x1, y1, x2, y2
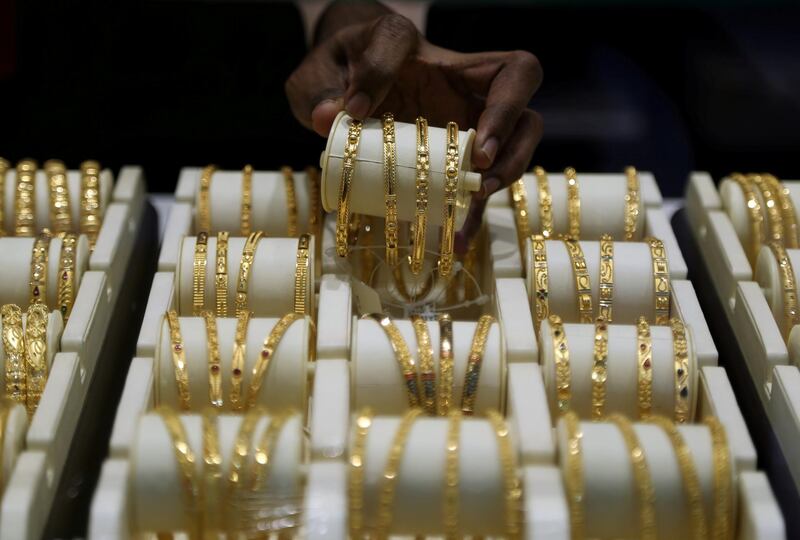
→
(754, 245, 800, 338)
(320, 112, 482, 230)
(0, 402, 28, 490)
(0, 309, 63, 390)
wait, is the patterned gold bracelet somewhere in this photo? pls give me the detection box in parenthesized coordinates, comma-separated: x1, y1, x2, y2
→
(510, 178, 530, 258)
(293, 234, 311, 316)
(767, 173, 799, 249)
(30, 231, 52, 306)
(646, 237, 671, 325)
(281, 166, 298, 237)
(215, 232, 229, 317)
(705, 416, 733, 540)
(549, 314, 572, 414)
(193, 232, 209, 316)
(250, 411, 292, 491)
(535, 166, 554, 239)
(637, 316, 654, 419)
(349, 408, 373, 539)
(235, 231, 263, 317)
(57, 233, 78, 321)
(166, 310, 190, 410)
(591, 318, 609, 420)
(565, 166, 581, 238)
(24, 303, 48, 415)
(769, 242, 800, 339)
(730, 173, 763, 267)
(671, 317, 691, 423)
(598, 234, 614, 322)
(443, 409, 462, 538)
(1, 305, 26, 406)
(487, 409, 523, 539)
(45, 159, 72, 235)
(201, 311, 222, 408)
(438, 121, 459, 278)
(750, 173, 783, 244)
(197, 165, 216, 233)
(240, 164, 253, 236)
(79, 160, 101, 250)
(563, 238, 593, 323)
(202, 410, 222, 532)
(0, 158, 9, 237)
(460, 315, 494, 416)
(15, 159, 37, 237)
(230, 310, 250, 411)
(382, 113, 400, 267)
(335, 119, 363, 257)
(226, 407, 265, 534)
(624, 166, 641, 241)
(156, 407, 200, 538)
(531, 235, 549, 333)
(365, 314, 421, 409)
(562, 411, 585, 539)
(246, 313, 303, 408)
(411, 315, 436, 415)
(409, 116, 430, 275)
(437, 313, 455, 416)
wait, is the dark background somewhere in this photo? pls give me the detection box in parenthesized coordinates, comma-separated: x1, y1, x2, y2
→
(1, 0, 799, 197)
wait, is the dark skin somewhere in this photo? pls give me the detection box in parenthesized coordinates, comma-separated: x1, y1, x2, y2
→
(286, 1, 543, 248)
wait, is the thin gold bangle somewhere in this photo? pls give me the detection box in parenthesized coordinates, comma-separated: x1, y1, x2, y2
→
(767, 173, 799, 249)
(45, 159, 72, 235)
(510, 178, 530, 258)
(240, 164, 253, 236)
(215, 232, 229, 317)
(349, 408, 373, 539)
(487, 409, 522, 539)
(768, 242, 800, 339)
(438, 121, 459, 277)
(166, 310, 190, 410)
(30, 231, 52, 306)
(201, 311, 223, 408)
(235, 231, 263, 317)
(197, 165, 216, 233)
(598, 234, 614, 322)
(306, 166, 323, 266)
(294, 234, 311, 316)
(226, 406, 265, 535)
(411, 315, 436, 415)
(57, 233, 78, 321)
(246, 313, 304, 409)
(382, 113, 400, 267)
(443, 409, 462, 539)
(624, 166, 641, 241)
(79, 160, 102, 250)
(705, 416, 733, 540)
(250, 411, 292, 491)
(531, 235, 549, 333)
(193, 232, 209, 316)
(671, 317, 692, 423)
(336, 119, 363, 257)
(730, 172, 763, 266)
(24, 303, 48, 415)
(549, 314, 572, 414)
(0, 158, 9, 237)
(202, 409, 222, 533)
(646, 237, 671, 325)
(1, 305, 26, 407)
(409, 116, 430, 275)
(565, 166, 580, 238)
(607, 414, 656, 540)
(364, 313, 421, 409)
(281, 166, 299, 237)
(229, 310, 250, 412)
(535, 166, 554, 238)
(437, 313, 455, 416)
(591, 318, 608, 420)
(563, 237, 593, 323)
(562, 411, 584, 539)
(637, 316, 654, 419)
(15, 159, 37, 237)
(750, 173, 783, 244)
(460, 315, 494, 416)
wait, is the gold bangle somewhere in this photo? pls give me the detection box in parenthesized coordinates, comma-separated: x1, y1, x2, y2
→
(591, 318, 608, 420)
(607, 414, 656, 540)
(193, 232, 209, 316)
(409, 117, 430, 275)
(1, 305, 26, 407)
(0, 158, 9, 237)
(705, 416, 733, 540)
(240, 164, 253, 236)
(166, 310, 191, 410)
(411, 315, 436, 415)
(45, 159, 72, 235)
(487, 409, 523, 539)
(671, 317, 692, 423)
(549, 314, 572, 414)
(294, 234, 311, 316)
(306, 166, 323, 266)
(646, 237, 671, 325)
(767, 173, 799, 249)
(24, 303, 48, 415)
(460, 314, 494, 416)
(563, 237, 593, 323)
(202, 410, 222, 533)
(335, 119, 363, 257)
(438, 121, 459, 277)
(230, 310, 251, 411)
(768, 242, 800, 339)
(437, 313, 455, 416)
(750, 173, 783, 244)
(250, 411, 292, 491)
(235, 231, 263, 317)
(443, 409, 462, 538)
(730, 173, 763, 267)
(624, 166, 641, 241)
(649, 415, 708, 538)
(565, 166, 580, 238)
(15, 159, 37, 237)
(562, 411, 585, 539)
(246, 313, 304, 409)
(382, 113, 400, 267)
(197, 165, 216, 233)
(79, 160, 101, 250)
(282, 166, 299, 237)
(30, 231, 52, 306)
(201, 311, 223, 408)
(226, 406, 265, 535)
(636, 316, 654, 419)
(530, 235, 549, 333)
(510, 178, 530, 258)
(349, 408, 373, 539)
(598, 234, 614, 322)
(364, 314, 421, 409)
(215, 231, 229, 317)
(57, 233, 78, 321)
(535, 166, 554, 239)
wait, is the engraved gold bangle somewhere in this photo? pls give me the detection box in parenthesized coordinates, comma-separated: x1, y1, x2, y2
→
(294, 234, 310, 316)
(487, 409, 523, 539)
(79, 160, 101, 249)
(349, 408, 373, 539)
(646, 237, 671, 325)
(45, 159, 72, 235)
(438, 121, 459, 278)
(460, 314, 494, 416)
(409, 116, 430, 275)
(156, 406, 200, 538)
(193, 232, 209, 316)
(246, 313, 304, 408)
(637, 316, 654, 419)
(591, 318, 609, 420)
(202, 410, 222, 533)
(705, 415, 733, 540)
(166, 310, 190, 410)
(443, 409, 462, 539)
(240, 164, 253, 236)
(769, 242, 800, 339)
(624, 166, 641, 241)
(226, 407, 265, 534)
(57, 233, 78, 321)
(280, 166, 298, 237)
(767, 173, 799, 249)
(335, 119, 363, 257)
(730, 173, 763, 267)
(562, 411, 584, 539)
(0, 158, 9, 237)
(230, 310, 251, 411)
(411, 315, 436, 415)
(250, 411, 291, 491)
(15, 159, 37, 237)
(197, 165, 216, 233)
(200, 311, 223, 408)
(382, 113, 400, 267)
(565, 166, 580, 238)
(510, 178, 530, 257)
(531, 235, 549, 333)
(750, 173, 783, 244)
(563, 238, 593, 323)
(24, 303, 48, 415)
(598, 234, 614, 322)
(30, 231, 52, 306)
(671, 317, 692, 423)
(306, 166, 322, 264)
(215, 231, 229, 317)
(235, 231, 263, 317)
(437, 313, 455, 416)
(549, 314, 572, 414)
(535, 166, 554, 239)
(1, 305, 26, 407)
(364, 314, 421, 409)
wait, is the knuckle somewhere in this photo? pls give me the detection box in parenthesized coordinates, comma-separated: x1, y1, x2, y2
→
(378, 13, 417, 41)
(510, 50, 541, 73)
(487, 101, 522, 126)
(360, 56, 394, 82)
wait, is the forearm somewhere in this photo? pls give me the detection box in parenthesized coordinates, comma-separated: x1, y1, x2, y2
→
(313, 0, 392, 45)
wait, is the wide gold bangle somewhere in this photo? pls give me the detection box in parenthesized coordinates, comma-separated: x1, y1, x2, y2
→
(155, 407, 200, 538)
(438, 121, 459, 278)
(562, 411, 585, 539)
(197, 165, 216, 233)
(365, 314, 421, 409)
(30, 231, 52, 306)
(166, 310, 191, 410)
(230, 310, 251, 411)
(437, 313, 455, 416)
(226, 406, 265, 534)
(202, 410, 222, 533)
(460, 314, 494, 416)
(1, 305, 26, 407)
(15, 159, 37, 237)
(607, 414, 656, 540)
(409, 116, 430, 275)
(0, 158, 9, 237)
(235, 231, 263, 317)
(565, 166, 581, 238)
(671, 317, 692, 423)
(636, 316, 654, 419)
(768, 242, 800, 339)
(563, 238, 593, 323)
(382, 113, 400, 267)
(250, 411, 292, 491)
(57, 233, 78, 321)
(79, 160, 101, 250)
(730, 173, 763, 267)
(240, 164, 253, 236)
(349, 408, 373, 538)
(193, 232, 209, 316)
(294, 234, 311, 316)
(549, 314, 572, 414)
(487, 409, 523, 539)
(200, 311, 223, 408)
(646, 237, 671, 325)
(705, 416, 733, 540)
(510, 178, 530, 258)
(335, 119, 363, 257)
(411, 315, 436, 415)
(535, 166, 554, 239)
(24, 303, 48, 415)
(45, 159, 72, 235)
(530, 235, 549, 333)
(750, 173, 783, 244)
(767, 173, 799, 249)
(649, 416, 708, 538)
(443, 409, 462, 538)
(598, 234, 614, 322)
(591, 318, 608, 420)
(624, 166, 641, 241)
(246, 313, 303, 409)
(215, 231, 229, 317)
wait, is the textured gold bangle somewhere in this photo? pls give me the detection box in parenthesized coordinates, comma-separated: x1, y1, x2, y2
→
(409, 116, 430, 275)
(767, 173, 799, 249)
(649, 415, 707, 538)
(349, 408, 373, 539)
(750, 173, 783, 244)
(531, 235, 549, 333)
(730, 173, 763, 267)
(535, 166, 554, 239)
(671, 317, 691, 423)
(280, 166, 299, 237)
(336, 119, 363, 257)
(705, 416, 733, 540)
(411, 315, 436, 415)
(45, 159, 72, 235)
(646, 237, 671, 325)
(250, 411, 292, 491)
(365, 314, 421, 409)
(443, 409, 462, 538)
(166, 310, 191, 410)
(215, 231, 229, 317)
(769, 242, 800, 339)
(487, 409, 523, 539)
(230, 310, 251, 411)
(156, 407, 200, 538)
(565, 166, 580, 238)
(202, 410, 222, 532)
(57, 232, 78, 321)
(591, 318, 609, 420)
(549, 314, 572, 414)
(562, 411, 584, 539)
(598, 234, 614, 322)
(79, 160, 101, 250)
(438, 122, 459, 278)
(563, 238, 593, 323)
(226, 406, 265, 535)
(197, 165, 216, 233)
(294, 234, 310, 316)
(30, 231, 52, 306)
(460, 314, 494, 416)
(382, 113, 400, 267)
(24, 303, 48, 415)
(608, 414, 656, 540)
(15, 159, 37, 237)
(201, 311, 223, 408)
(510, 178, 530, 258)
(240, 164, 253, 236)
(246, 313, 303, 409)
(235, 231, 263, 317)
(1, 305, 26, 407)
(637, 316, 654, 419)
(437, 313, 455, 416)
(0, 158, 9, 237)
(193, 232, 209, 316)
(624, 166, 641, 241)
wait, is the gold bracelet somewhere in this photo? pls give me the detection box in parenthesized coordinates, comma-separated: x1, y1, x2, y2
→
(563, 238, 593, 323)
(79, 160, 101, 249)
(226, 406, 265, 535)
(306, 166, 322, 244)
(281, 166, 298, 237)
(565, 166, 581, 238)
(0, 158, 9, 237)
(365, 314, 421, 409)
(671, 317, 691, 423)
(549, 314, 572, 414)
(598, 234, 614, 322)
(15, 159, 37, 237)
(437, 313, 455, 416)
(193, 232, 209, 316)
(531, 235, 549, 333)
(411, 315, 436, 415)
(649, 416, 707, 538)
(45, 159, 72, 235)
(637, 316, 654, 419)
(460, 315, 494, 416)
(294, 234, 311, 316)
(591, 318, 608, 420)
(166, 310, 191, 410)
(624, 166, 641, 241)
(487, 409, 523, 539)
(443, 409, 462, 538)
(156, 407, 200, 538)
(768, 242, 800, 339)
(215, 231, 229, 317)
(197, 165, 216, 233)
(30, 231, 52, 306)
(349, 408, 373, 539)
(246, 313, 303, 409)
(730, 172, 763, 266)
(240, 164, 253, 236)
(767, 173, 799, 249)
(235, 231, 263, 317)
(535, 166, 554, 239)
(1, 305, 26, 406)
(57, 233, 78, 321)
(335, 119, 363, 257)
(202, 410, 222, 532)
(24, 303, 48, 415)
(201, 311, 223, 408)
(438, 121, 459, 278)
(510, 178, 530, 258)
(409, 116, 430, 275)
(230, 310, 251, 411)
(705, 416, 733, 540)
(562, 411, 584, 539)
(607, 414, 656, 540)
(382, 113, 400, 267)
(750, 173, 783, 244)
(250, 411, 292, 491)
(646, 237, 671, 325)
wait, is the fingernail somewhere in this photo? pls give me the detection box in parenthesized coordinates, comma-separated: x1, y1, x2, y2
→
(478, 177, 501, 200)
(346, 92, 371, 119)
(481, 137, 499, 164)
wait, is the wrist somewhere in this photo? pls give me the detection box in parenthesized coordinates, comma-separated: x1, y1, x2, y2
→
(314, 0, 393, 45)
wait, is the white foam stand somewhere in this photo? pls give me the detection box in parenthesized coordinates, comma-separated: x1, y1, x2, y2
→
(316, 275, 352, 361)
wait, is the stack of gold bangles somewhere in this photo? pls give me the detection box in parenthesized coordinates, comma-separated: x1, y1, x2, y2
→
(1, 303, 52, 416)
